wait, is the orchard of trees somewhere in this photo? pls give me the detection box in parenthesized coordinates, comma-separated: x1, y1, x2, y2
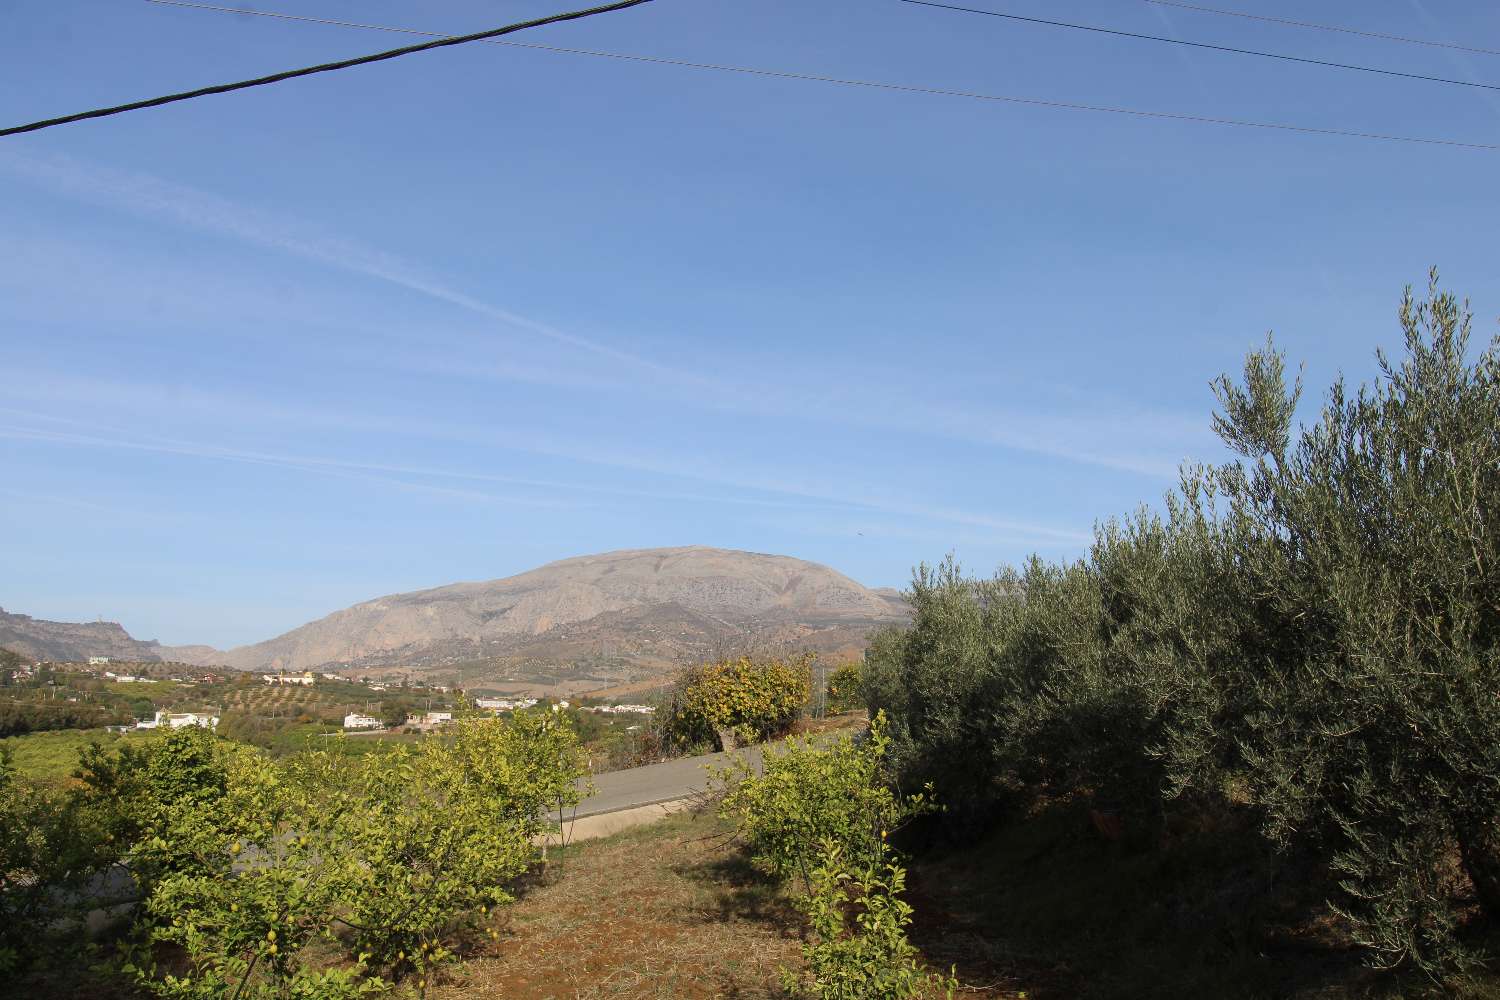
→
(0, 706, 585, 997)
(863, 273, 1500, 981)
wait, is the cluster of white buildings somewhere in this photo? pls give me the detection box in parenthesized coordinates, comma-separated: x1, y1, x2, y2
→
(475, 697, 538, 711)
(342, 710, 453, 731)
(135, 709, 219, 731)
(595, 704, 654, 715)
(264, 672, 317, 686)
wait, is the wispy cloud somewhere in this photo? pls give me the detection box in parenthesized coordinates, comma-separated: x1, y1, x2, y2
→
(0, 486, 133, 515)
(0, 401, 1091, 545)
(0, 149, 699, 381)
(0, 152, 1204, 480)
(0, 424, 596, 510)
(0, 413, 846, 513)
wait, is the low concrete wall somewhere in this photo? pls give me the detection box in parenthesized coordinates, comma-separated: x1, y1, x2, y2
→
(543, 797, 694, 846)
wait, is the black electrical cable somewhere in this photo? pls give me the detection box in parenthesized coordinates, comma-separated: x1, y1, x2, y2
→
(0, 0, 654, 139)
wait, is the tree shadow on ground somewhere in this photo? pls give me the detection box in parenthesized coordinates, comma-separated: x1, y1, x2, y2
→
(899, 794, 1483, 1000)
(675, 848, 802, 933)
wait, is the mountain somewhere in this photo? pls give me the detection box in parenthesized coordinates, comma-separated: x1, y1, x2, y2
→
(214, 547, 908, 683)
(0, 607, 210, 664)
(2, 548, 910, 692)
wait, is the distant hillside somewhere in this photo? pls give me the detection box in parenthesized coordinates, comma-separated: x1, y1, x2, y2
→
(213, 547, 908, 682)
(2, 548, 909, 692)
(0, 607, 212, 664)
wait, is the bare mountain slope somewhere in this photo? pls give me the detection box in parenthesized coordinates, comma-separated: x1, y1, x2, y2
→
(0, 607, 211, 664)
(217, 547, 907, 673)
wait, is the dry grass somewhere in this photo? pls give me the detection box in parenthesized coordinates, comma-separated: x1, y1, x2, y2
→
(436, 809, 802, 999)
(432, 798, 1033, 1000)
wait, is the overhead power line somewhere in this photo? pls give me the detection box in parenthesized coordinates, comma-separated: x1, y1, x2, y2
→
(0, 0, 653, 139)
(1140, 0, 1500, 58)
(898, 0, 1500, 92)
(141, 0, 1497, 151)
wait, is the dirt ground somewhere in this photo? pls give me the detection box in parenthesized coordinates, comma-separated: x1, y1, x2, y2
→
(432, 808, 1026, 1000)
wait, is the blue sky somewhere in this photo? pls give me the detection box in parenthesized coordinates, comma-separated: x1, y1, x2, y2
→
(2, 0, 1497, 648)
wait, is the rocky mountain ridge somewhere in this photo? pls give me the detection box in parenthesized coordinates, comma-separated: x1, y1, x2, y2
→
(2, 548, 908, 687)
(0, 608, 212, 664)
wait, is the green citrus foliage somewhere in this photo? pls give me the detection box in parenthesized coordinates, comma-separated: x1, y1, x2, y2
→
(868, 272, 1500, 980)
(0, 746, 100, 974)
(783, 843, 955, 1000)
(823, 661, 864, 715)
(314, 709, 584, 987)
(715, 711, 933, 887)
(664, 655, 811, 749)
(715, 712, 946, 999)
(2, 706, 584, 996)
(77, 724, 269, 894)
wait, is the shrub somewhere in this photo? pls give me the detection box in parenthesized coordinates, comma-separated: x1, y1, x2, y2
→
(75, 725, 265, 893)
(714, 713, 947, 999)
(663, 655, 810, 750)
(824, 661, 865, 714)
(121, 748, 379, 1000)
(784, 843, 954, 1000)
(715, 711, 933, 888)
(88, 710, 586, 998)
(313, 709, 585, 988)
(0, 747, 107, 974)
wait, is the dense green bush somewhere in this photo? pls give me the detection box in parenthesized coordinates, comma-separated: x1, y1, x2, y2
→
(77, 724, 263, 894)
(868, 273, 1500, 979)
(2, 708, 586, 997)
(662, 655, 810, 750)
(120, 744, 370, 1000)
(715, 712, 947, 999)
(824, 661, 865, 714)
(785, 843, 954, 1000)
(715, 711, 933, 888)
(323, 709, 585, 987)
(0, 747, 107, 974)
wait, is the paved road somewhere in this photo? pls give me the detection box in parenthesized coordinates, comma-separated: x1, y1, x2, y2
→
(572, 744, 766, 817)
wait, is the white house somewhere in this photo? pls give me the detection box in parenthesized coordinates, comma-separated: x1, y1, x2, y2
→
(89, 656, 111, 666)
(166, 711, 219, 730)
(415, 711, 452, 726)
(137, 710, 218, 731)
(343, 712, 383, 730)
(264, 671, 316, 686)
(475, 697, 537, 711)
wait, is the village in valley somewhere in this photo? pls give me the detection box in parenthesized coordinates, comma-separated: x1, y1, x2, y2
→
(0, 648, 657, 778)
